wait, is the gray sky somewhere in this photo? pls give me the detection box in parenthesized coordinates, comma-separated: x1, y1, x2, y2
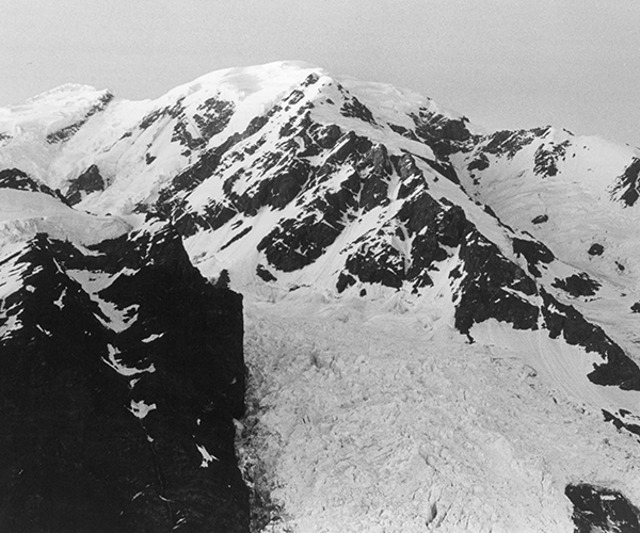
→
(2, 0, 639, 147)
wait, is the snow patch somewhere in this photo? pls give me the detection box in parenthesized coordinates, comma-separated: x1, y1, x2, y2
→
(129, 400, 157, 420)
(102, 344, 156, 377)
(141, 333, 164, 343)
(53, 288, 66, 309)
(195, 443, 219, 468)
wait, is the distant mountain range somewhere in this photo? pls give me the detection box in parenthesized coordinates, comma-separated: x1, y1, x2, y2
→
(1, 61, 640, 532)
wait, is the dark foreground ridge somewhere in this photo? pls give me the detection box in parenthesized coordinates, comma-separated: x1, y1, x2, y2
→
(0, 222, 248, 532)
(566, 483, 640, 533)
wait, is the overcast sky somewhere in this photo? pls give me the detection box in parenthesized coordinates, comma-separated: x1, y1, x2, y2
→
(2, 0, 639, 147)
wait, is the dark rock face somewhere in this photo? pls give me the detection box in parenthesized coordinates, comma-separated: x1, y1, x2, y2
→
(401, 196, 464, 280)
(150, 100, 297, 235)
(552, 273, 601, 297)
(343, 229, 405, 289)
(152, 147, 231, 237)
(0, 225, 248, 533)
(336, 272, 356, 293)
(315, 124, 342, 149)
(0, 168, 62, 200)
(449, 226, 640, 392)
(565, 484, 640, 533)
(193, 97, 236, 141)
(339, 191, 464, 292)
(512, 237, 554, 277)
(410, 108, 471, 157)
(256, 264, 277, 282)
(612, 158, 640, 207)
(455, 230, 539, 335)
(46, 92, 114, 144)
(387, 123, 420, 142)
(258, 214, 342, 272)
(533, 140, 570, 177)
(139, 97, 187, 131)
(392, 153, 423, 197)
(540, 290, 640, 390)
(172, 119, 206, 151)
(588, 243, 605, 256)
(602, 409, 640, 438)
(236, 157, 311, 214)
(340, 96, 377, 125)
(221, 226, 253, 251)
(168, 96, 235, 152)
(467, 153, 489, 172)
(423, 157, 461, 185)
(65, 164, 106, 205)
(480, 128, 547, 159)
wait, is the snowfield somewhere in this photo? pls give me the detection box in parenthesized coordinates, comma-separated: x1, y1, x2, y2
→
(240, 293, 640, 533)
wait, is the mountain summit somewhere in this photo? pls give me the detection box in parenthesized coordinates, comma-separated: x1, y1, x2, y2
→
(1, 62, 640, 532)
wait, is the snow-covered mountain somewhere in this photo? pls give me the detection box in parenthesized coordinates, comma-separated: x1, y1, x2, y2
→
(1, 61, 640, 532)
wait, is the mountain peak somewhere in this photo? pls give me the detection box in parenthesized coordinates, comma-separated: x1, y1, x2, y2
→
(26, 83, 108, 102)
(156, 61, 328, 107)
(2, 63, 640, 532)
